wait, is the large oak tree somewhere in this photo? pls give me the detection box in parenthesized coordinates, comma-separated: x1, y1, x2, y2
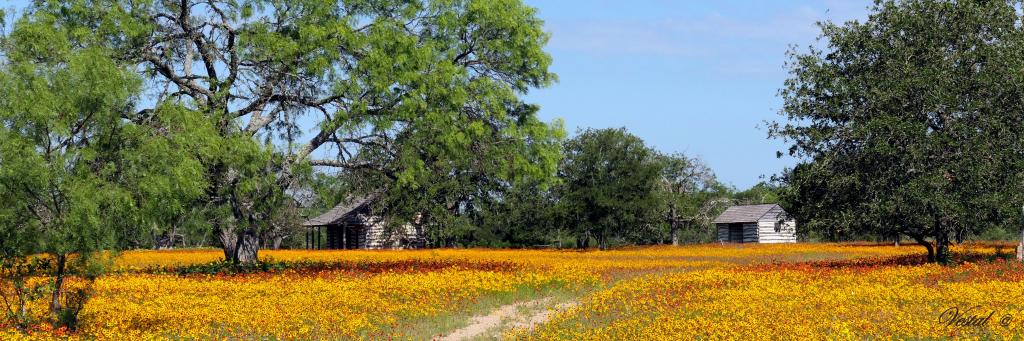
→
(773, 0, 1024, 263)
(12, 0, 562, 263)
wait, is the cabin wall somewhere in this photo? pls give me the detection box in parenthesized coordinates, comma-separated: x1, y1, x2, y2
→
(313, 218, 424, 250)
(321, 225, 367, 249)
(359, 215, 425, 249)
(351, 225, 367, 249)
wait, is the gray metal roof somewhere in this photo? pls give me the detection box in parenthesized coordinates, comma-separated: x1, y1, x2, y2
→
(713, 204, 783, 224)
(302, 194, 376, 227)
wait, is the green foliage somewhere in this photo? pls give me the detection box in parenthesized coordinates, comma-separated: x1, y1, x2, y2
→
(654, 153, 730, 245)
(556, 128, 662, 249)
(973, 226, 1018, 242)
(732, 182, 780, 205)
(0, 3, 207, 326)
(9, 0, 563, 258)
(772, 0, 1024, 263)
(164, 260, 292, 276)
(466, 180, 560, 247)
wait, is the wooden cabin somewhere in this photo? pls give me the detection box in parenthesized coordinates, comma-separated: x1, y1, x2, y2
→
(302, 195, 425, 249)
(713, 204, 796, 243)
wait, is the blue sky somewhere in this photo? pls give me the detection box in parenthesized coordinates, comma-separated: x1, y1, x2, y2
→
(521, 0, 871, 188)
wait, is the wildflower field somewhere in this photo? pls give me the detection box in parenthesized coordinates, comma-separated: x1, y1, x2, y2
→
(3, 243, 1024, 340)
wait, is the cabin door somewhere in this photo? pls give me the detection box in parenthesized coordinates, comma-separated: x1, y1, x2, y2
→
(728, 223, 744, 243)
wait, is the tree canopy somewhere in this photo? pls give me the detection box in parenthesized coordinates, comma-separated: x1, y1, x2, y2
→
(772, 0, 1024, 263)
(0, 12, 210, 324)
(557, 128, 662, 249)
(0, 0, 566, 327)
(5, 0, 564, 263)
(655, 153, 730, 245)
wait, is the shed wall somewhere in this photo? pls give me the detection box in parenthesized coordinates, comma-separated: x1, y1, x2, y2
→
(716, 223, 759, 243)
(756, 220, 797, 243)
(756, 206, 797, 243)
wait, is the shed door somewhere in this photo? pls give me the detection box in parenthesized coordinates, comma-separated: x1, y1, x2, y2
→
(728, 223, 744, 243)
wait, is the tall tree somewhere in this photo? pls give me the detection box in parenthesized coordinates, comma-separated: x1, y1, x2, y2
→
(772, 0, 1024, 263)
(0, 13, 207, 324)
(558, 128, 661, 249)
(655, 153, 729, 245)
(20, 0, 562, 262)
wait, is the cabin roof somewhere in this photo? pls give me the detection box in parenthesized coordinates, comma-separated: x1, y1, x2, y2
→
(713, 204, 784, 224)
(302, 194, 377, 227)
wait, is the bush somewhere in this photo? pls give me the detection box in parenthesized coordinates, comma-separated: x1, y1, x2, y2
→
(973, 226, 1019, 242)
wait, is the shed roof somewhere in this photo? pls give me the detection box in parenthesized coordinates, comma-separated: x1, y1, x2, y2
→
(713, 204, 783, 224)
(302, 194, 376, 227)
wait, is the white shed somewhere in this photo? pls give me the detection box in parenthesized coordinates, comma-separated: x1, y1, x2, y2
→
(713, 204, 796, 243)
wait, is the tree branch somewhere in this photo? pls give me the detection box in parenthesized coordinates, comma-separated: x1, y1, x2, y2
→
(142, 51, 214, 104)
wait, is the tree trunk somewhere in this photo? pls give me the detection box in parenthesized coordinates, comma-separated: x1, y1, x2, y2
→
(909, 233, 934, 263)
(670, 221, 680, 246)
(219, 225, 238, 262)
(217, 220, 259, 264)
(235, 228, 260, 264)
(668, 205, 680, 246)
(576, 231, 590, 249)
(50, 254, 67, 315)
(936, 241, 950, 264)
(934, 228, 951, 265)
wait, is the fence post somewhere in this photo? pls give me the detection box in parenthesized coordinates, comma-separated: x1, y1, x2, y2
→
(1018, 205, 1023, 261)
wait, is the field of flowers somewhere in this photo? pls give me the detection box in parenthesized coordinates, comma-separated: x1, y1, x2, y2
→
(517, 245, 1024, 340)
(2, 243, 1022, 339)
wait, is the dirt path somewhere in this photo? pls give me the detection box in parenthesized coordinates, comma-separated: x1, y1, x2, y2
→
(436, 297, 577, 340)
